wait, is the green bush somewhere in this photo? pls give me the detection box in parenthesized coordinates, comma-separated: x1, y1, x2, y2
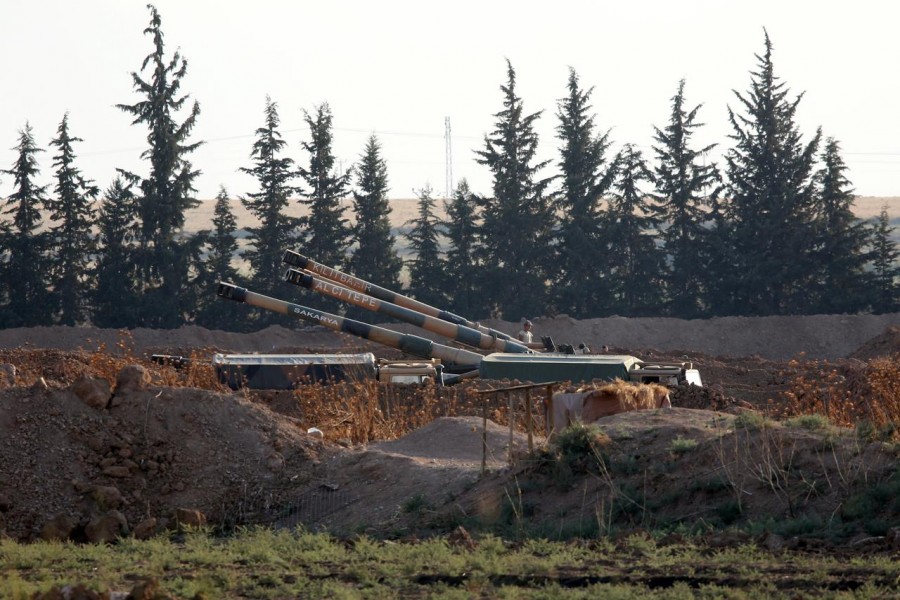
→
(669, 436, 698, 455)
(734, 411, 770, 430)
(554, 424, 612, 457)
(784, 413, 830, 431)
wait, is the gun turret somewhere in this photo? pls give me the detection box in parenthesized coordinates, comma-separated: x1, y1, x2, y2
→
(283, 250, 516, 342)
(284, 269, 532, 354)
(216, 282, 484, 369)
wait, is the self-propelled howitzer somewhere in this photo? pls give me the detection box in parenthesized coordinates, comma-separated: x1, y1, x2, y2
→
(216, 282, 484, 370)
(282, 250, 518, 343)
(284, 268, 532, 354)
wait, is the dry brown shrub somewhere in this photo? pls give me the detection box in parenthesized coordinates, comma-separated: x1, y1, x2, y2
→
(291, 380, 549, 444)
(782, 355, 900, 436)
(151, 348, 229, 391)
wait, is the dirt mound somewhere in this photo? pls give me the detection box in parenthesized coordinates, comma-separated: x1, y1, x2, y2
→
(1, 315, 900, 361)
(371, 416, 534, 465)
(273, 417, 537, 535)
(0, 382, 327, 541)
(0, 324, 384, 358)
(451, 408, 898, 539)
(849, 325, 900, 360)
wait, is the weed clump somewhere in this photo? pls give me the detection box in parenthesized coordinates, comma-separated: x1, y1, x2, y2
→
(784, 413, 829, 431)
(669, 436, 698, 455)
(733, 411, 771, 430)
(554, 423, 612, 458)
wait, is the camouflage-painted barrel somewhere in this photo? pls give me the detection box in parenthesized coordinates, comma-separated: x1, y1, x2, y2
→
(216, 282, 483, 368)
(282, 250, 515, 342)
(284, 269, 531, 354)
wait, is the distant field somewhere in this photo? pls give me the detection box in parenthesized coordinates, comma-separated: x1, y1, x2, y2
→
(183, 195, 900, 243)
(184, 197, 432, 236)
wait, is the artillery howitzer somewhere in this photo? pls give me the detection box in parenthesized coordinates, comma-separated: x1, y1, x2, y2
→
(215, 252, 703, 388)
(152, 352, 447, 390)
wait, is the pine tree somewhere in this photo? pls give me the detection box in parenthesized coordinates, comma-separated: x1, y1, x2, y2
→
(404, 185, 446, 308)
(870, 205, 900, 313)
(702, 196, 738, 316)
(240, 97, 299, 321)
(554, 67, 619, 318)
(298, 103, 352, 271)
(651, 80, 720, 318)
(46, 113, 99, 325)
(92, 177, 141, 328)
(0, 124, 51, 327)
(723, 31, 821, 316)
(195, 186, 246, 328)
(443, 179, 481, 318)
(117, 4, 203, 328)
(809, 137, 872, 314)
(606, 144, 665, 316)
(346, 134, 402, 323)
(207, 186, 240, 284)
(474, 60, 555, 320)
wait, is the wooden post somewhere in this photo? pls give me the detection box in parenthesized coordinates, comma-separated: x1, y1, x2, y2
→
(546, 384, 554, 436)
(525, 387, 533, 452)
(508, 391, 515, 464)
(481, 393, 488, 475)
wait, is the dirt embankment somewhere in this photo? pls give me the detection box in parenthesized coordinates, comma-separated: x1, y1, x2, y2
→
(1, 317, 899, 545)
(1, 312, 898, 361)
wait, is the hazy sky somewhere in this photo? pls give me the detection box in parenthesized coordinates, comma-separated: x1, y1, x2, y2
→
(2, 0, 898, 205)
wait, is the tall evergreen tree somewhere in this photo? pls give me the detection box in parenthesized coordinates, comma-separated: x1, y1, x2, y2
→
(553, 67, 619, 318)
(117, 4, 203, 328)
(723, 31, 821, 315)
(404, 185, 446, 308)
(809, 137, 872, 314)
(702, 196, 738, 316)
(206, 186, 241, 284)
(651, 80, 720, 318)
(474, 60, 555, 320)
(92, 177, 141, 328)
(869, 205, 900, 314)
(195, 186, 246, 328)
(298, 103, 352, 271)
(606, 144, 665, 316)
(240, 97, 299, 323)
(346, 134, 402, 322)
(0, 124, 51, 327)
(443, 179, 481, 318)
(46, 113, 99, 325)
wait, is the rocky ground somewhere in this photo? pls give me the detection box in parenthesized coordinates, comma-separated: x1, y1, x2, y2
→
(0, 316, 898, 547)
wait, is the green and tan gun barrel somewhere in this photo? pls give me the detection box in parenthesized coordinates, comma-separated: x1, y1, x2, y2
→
(282, 250, 516, 342)
(284, 269, 532, 354)
(216, 282, 483, 368)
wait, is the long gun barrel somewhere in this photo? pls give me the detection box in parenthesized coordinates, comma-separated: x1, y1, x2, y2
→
(285, 269, 532, 354)
(216, 282, 484, 368)
(283, 250, 516, 342)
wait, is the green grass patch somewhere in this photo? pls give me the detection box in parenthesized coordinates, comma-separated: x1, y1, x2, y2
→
(784, 413, 830, 431)
(734, 411, 772, 430)
(668, 435, 698, 455)
(2, 527, 899, 598)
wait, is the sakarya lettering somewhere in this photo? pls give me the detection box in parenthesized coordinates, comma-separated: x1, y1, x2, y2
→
(290, 307, 338, 326)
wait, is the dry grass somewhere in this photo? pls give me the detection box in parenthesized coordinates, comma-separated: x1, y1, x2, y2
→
(282, 380, 548, 444)
(781, 354, 900, 438)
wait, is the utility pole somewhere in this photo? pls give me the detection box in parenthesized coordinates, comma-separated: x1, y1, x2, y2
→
(444, 116, 453, 199)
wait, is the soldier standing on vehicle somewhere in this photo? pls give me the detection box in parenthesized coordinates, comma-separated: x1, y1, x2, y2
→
(517, 319, 534, 344)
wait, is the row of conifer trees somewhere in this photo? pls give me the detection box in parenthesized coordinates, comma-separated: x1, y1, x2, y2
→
(1, 7, 897, 331)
